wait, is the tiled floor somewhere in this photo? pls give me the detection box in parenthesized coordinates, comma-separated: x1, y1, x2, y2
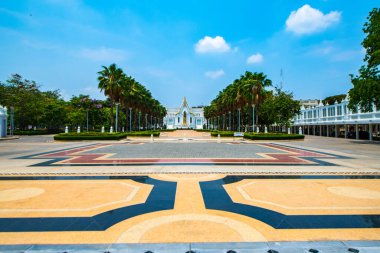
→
(0, 132, 380, 246)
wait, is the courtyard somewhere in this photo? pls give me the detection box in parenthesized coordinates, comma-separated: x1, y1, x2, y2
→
(0, 131, 380, 252)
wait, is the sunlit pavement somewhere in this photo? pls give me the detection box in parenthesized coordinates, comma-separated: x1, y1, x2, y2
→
(0, 132, 380, 252)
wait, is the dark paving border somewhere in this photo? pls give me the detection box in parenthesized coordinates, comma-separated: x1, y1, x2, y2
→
(1, 175, 380, 232)
(200, 175, 380, 229)
(0, 176, 176, 232)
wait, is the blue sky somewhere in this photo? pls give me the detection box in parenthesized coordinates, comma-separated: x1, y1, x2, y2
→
(0, 0, 376, 107)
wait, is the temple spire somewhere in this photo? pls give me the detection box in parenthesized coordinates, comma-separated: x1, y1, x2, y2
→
(183, 96, 188, 107)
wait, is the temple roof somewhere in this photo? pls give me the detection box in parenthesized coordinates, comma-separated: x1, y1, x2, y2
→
(182, 97, 188, 108)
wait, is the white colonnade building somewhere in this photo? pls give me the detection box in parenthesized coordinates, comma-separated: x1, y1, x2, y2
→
(292, 96, 380, 141)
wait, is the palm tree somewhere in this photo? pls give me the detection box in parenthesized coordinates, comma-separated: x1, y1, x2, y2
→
(97, 63, 124, 127)
(204, 71, 272, 131)
(250, 73, 272, 126)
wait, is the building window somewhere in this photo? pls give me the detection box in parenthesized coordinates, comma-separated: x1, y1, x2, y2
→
(190, 117, 192, 123)
(178, 117, 180, 123)
(337, 106, 342, 116)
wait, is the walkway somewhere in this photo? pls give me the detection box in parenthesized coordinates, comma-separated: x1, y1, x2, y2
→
(0, 133, 379, 251)
(159, 129, 210, 138)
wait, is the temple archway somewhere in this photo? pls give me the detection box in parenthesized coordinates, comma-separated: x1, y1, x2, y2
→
(183, 111, 187, 125)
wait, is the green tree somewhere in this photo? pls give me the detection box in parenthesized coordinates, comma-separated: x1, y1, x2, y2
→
(260, 88, 300, 127)
(322, 94, 346, 105)
(0, 74, 45, 129)
(204, 71, 272, 131)
(349, 8, 380, 112)
(97, 63, 124, 127)
(41, 91, 68, 129)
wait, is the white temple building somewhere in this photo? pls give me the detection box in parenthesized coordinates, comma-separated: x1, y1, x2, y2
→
(164, 97, 205, 129)
(0, 105, 8, 138)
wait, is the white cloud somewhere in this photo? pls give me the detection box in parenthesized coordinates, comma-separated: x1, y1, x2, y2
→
(286, 4, 341, 35)
(247, 53, 264, 64)
(195, 36, 231, 53)
(79, 47, 127, 61)
(205, 69, 225, 79)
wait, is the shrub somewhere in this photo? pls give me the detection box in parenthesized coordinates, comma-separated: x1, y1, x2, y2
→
(14, 129, 63, 135)
(244, 133, 304, 140)
(210, 131, 235, 137)
(54, 132, 127, 140)
(127, 131, 160, 137)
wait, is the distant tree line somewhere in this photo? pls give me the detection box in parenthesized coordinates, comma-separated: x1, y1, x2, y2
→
(97, 63, 166, 131)
(204, 71, 300, 131)
(0, 64, 166, 132)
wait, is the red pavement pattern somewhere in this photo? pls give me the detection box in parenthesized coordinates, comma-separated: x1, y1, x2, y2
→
(36, 143, 334, 166)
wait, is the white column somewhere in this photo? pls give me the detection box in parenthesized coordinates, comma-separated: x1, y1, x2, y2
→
(344, 124, 347, 139)
(319, 125, 322, 136)
(326, 125, 329, 137)
(355, 124, 359, 140)
(369, 123, 373, 141)
(335, 125, 338, 137)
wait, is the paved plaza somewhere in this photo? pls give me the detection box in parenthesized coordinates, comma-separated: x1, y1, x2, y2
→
(0, 131, 380, 252)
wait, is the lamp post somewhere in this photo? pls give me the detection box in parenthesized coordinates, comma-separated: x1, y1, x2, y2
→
(238, 108, 241, 132)
(138, 111, 141, 131)
(154, 117, 156, 130)
(86, 109, 89, 132)
(10, 106, 14, 136)
(252, 104, 255, 133)
(151, 115, 153, 130)
(129, 107, 132, 132)
(145, 114, 148, 130)
(229, 111, 231, 131)
(115, 102, 120, 132)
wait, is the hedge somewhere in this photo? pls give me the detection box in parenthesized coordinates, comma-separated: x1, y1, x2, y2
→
(244, 133, 305, 140)
(127, 131, 160, 137)
(14, 129, 63, 135)
(54, 132, 128, 140)
(210, 131, 234, 137)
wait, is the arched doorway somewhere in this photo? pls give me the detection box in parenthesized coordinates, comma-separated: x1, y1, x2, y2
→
(183, 111, 187, 125)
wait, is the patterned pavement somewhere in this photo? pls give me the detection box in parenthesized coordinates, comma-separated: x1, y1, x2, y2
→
(0, 132, 380, 249)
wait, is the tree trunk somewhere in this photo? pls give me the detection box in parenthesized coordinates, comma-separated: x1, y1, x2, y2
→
(255, 104, 259, 128)
(110, 99, 114, 128)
